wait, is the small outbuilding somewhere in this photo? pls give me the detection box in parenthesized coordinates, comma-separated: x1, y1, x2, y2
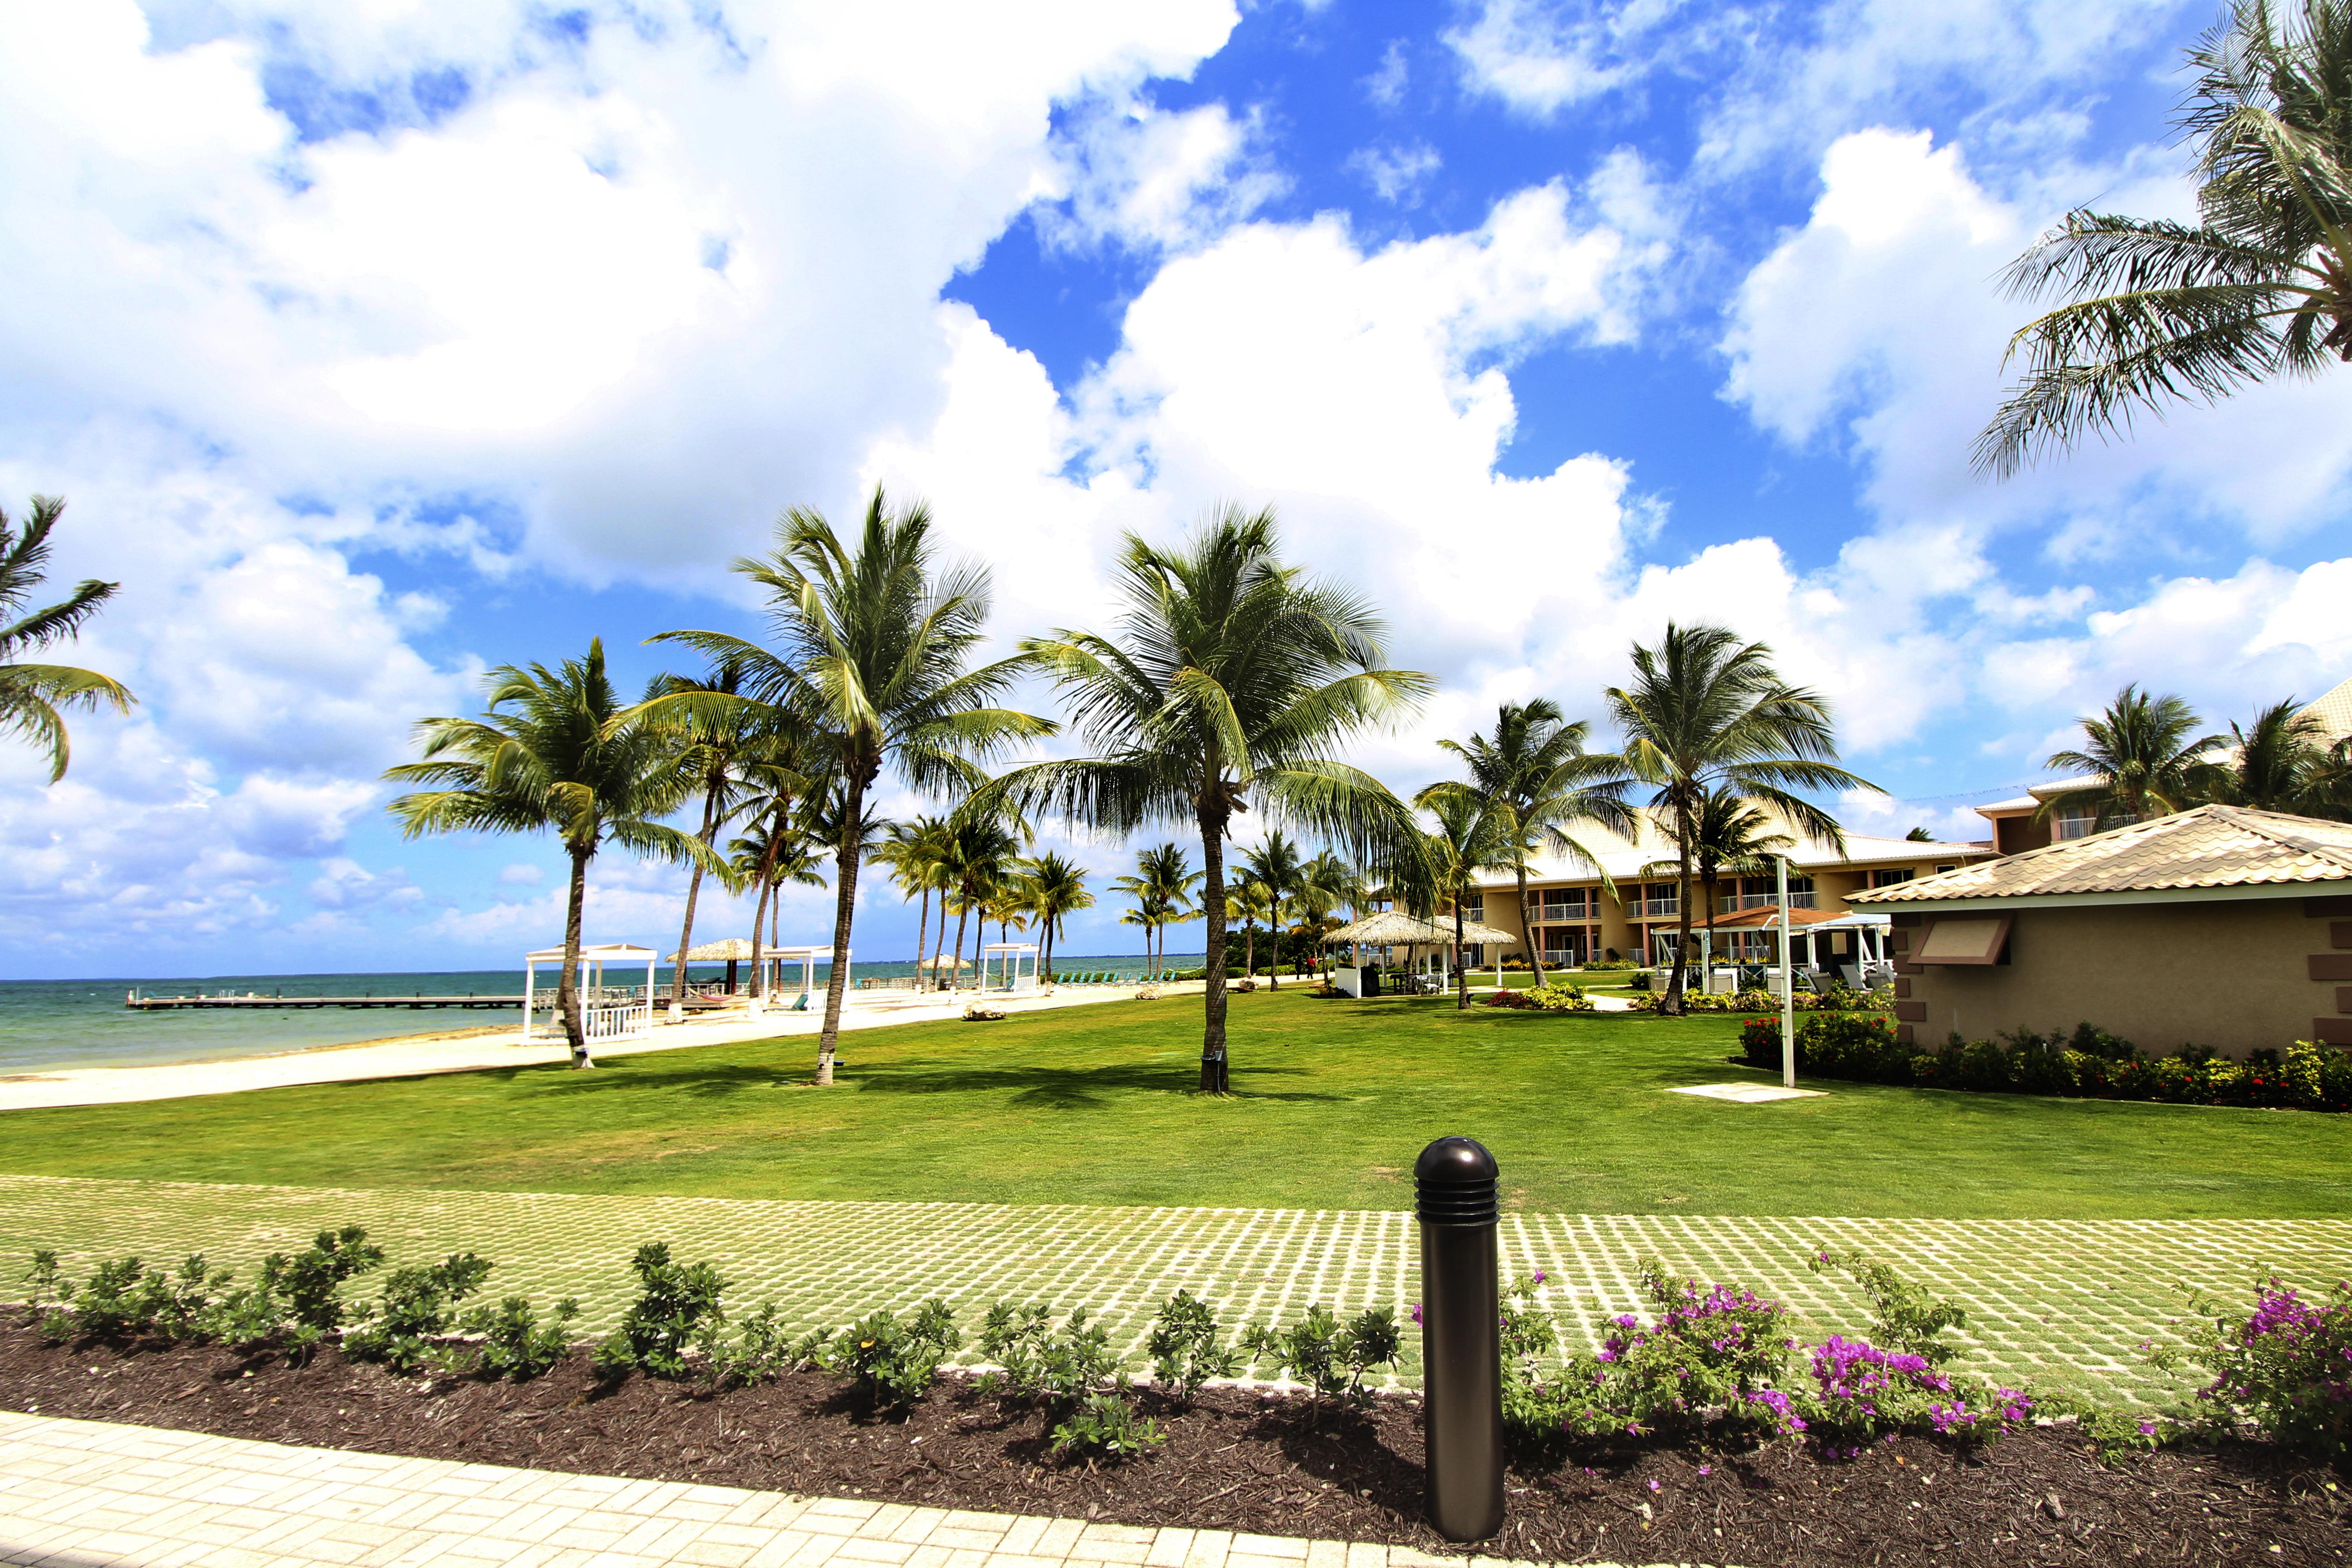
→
(1848, 804, 2352, 1057)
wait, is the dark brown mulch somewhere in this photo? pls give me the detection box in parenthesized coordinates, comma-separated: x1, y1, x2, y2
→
(1, 1322, 2344, 1566)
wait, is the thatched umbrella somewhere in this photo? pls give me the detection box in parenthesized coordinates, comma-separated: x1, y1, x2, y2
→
(668, 936, 758, 995)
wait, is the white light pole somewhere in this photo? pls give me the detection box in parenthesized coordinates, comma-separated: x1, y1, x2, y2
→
(1775, 853, 1795, 1088)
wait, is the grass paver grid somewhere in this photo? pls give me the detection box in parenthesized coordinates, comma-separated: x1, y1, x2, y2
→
(5, 1175, 2350, 1409)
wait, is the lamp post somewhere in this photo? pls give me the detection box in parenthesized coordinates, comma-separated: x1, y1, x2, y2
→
(1775, 853, 1795, 1089)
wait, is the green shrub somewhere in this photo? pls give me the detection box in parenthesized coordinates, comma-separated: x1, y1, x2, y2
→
(463, 1294, 579, 1380)
(593, 1243, 727, 1381)
(1145, 1289, 1237, 1402)
(817, 1299, 961, 1408)
(1485, 981, 1594, 1012)
(1049, 1392, 1164, 1460)
(205, 1225, 385, 1358)
(697, 1301, 806, 1388)
(27, 1251, 231, 1345)
(343, 1253, 494, 1374)
(2190, 1275, 2352, 1456)
(1241, 1304, 1400, 1412)
(977, 1302, 1119, 1404)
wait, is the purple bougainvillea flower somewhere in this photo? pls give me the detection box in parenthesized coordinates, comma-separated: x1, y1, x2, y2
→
(2138, 1420, 2156, 1436)
(1646, 1479, 1660, 1492)
(1697, 1464, 1712, 1475)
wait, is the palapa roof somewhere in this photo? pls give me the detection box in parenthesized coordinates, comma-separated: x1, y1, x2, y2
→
(669, 938, 757, 962)
(1325, 911, 1514, 946)
(1848, 804, 2352, 905)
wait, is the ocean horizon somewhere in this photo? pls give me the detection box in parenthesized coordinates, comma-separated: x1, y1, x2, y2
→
(0, 952, 1210, 1077)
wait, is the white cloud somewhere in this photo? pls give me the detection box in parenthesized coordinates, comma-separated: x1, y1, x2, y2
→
(1347, 141, 1442, 206)
(1033, 96, 1285, 254)
(1362, 40, 1411, 108)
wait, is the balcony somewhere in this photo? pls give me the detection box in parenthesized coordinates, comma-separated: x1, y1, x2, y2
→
(1727, 891, 1817, 911)
(1636, 896, 1679, 918)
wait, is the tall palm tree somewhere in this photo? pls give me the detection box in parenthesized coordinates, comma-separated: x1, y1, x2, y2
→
(1240, 831, 1304, 990)
(941, 810, 1023, 995)
(728, 794, 828, 997)
(993, 507, 1430, 1093)
(2041, 684, 2225, 833)
(386, 640, 716, 1067)
(1013, 851, 1093, 986)
(1439, 698, 1631, 988)
(1977, 1, 2352, 475)
(0, 495, 133, 781)
(1602, 623, 1871, 1016)
(1640, 789, 1793, 974)
(2194, 696, 2348, 815)
(1412, 783, 1516, 1010)
(1111, 843, 1200, 975)
(652, 488, 1051, 1084)
(1226, 874, 1275, 980)
(874, 816, 956, 988)
(630, 666, 811, 1009)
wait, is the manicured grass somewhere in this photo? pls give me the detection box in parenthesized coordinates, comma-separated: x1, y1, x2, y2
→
(0, 992, 2346, 1217)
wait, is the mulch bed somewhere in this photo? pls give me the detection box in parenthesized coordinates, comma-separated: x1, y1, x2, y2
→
(1, 1321, 2343, 1566)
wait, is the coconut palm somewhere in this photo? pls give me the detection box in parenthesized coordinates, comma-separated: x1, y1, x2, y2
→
(1439, 699, 1632, 988)
(993, 507, 1429, 1093)
(1977, 1, 2352, 475)
(1013, 851, 1093, 986)
(2041, 685, 2225, 833)
(1412, 783, 1517, 1010)
(874, 816, 956, 988)
(385, 639, 717, 1067)
(632, 666, 813, 1008)
(2192, 696, 2351, 816)
(728, 794, 829, 995)
(1641, 789, 1794, 975)
(1225, 874, 1275, 981)
(0, 495, 133, 782)
(1239, 831, 1305, 990)
(1111, 842, 1200, 975)
(1602, 623, 1871, 1016)
(652, 488, 1052, 1083)
(940, 810, 1024, 994)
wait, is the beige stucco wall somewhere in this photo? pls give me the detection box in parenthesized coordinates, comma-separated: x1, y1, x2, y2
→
(1899, 897, 2339, 1056)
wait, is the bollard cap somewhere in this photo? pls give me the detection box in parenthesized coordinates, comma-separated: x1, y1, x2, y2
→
(1414, 1136, 1498, 1226)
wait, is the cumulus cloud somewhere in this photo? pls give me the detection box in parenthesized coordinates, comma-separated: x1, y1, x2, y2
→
(1034, 96, 1286, 253)
(1347, 141, 1443, 206)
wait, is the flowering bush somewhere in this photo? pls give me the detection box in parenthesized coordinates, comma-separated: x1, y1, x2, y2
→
(1485, 981, 1594, 1012)
(2191, 1276, 2352, 1456)
(1793, 1333, 2031, 1446)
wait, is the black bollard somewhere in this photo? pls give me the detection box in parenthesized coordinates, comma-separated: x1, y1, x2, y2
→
(1415, 1135, 1504, 1543)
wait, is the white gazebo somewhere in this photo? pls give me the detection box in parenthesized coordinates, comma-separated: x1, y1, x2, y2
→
(979, 942, 1039, 994)
(521, 943, 657, 1044)
(746, 945, 848, 1014)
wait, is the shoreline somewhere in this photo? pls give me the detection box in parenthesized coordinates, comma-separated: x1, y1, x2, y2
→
(0, 982, 1212, 1113)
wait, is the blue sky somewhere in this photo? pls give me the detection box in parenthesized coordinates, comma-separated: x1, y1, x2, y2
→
(3, 0, 2349, 979)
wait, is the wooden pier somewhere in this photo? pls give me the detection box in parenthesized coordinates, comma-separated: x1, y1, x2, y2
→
(125, 992, 525, 1011)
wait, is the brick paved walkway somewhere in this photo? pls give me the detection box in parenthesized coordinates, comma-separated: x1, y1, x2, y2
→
(7, 1177, 2348, 1408)
(1, 1412, 1625, 1568)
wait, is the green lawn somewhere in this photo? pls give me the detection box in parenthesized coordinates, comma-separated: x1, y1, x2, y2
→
(1, 991, 2346, 1217)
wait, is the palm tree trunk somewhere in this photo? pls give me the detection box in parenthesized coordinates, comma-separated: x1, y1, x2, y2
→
(748, 875, 772, 1001)
(672, 790, 720, 1006)
(1197, 794, 1231, 1094)
(814, 768, 872, 1087)
(1517, 862, 1542, 988)
(1266, 898, 1282, 992)
(913, 887, 931, 995)
(1455, 902, 1470, 1011)
(560, 845, 593, 1069)
(1244, 921, 1255, 980)
(931, 893, 951, 992)
(951, 897, 972, 997)
(1664, 814, 1695, 1017)
(1041, 915, 1054, 991)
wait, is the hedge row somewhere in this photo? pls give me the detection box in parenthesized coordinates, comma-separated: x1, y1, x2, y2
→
(1739, 1014, 2352, 1111)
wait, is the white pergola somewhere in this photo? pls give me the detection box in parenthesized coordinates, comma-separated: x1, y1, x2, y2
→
(521, 943, 657, 1044)
(748, 945, 847, 1013)
(979, 942, 1039, 993)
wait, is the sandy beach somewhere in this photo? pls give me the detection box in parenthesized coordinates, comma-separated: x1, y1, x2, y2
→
(0, 982, 1213, 1113)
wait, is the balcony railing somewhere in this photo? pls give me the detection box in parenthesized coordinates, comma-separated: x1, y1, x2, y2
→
(1636, 896, 1680, 917)
(1537, 902, 1589, 922)
(1727, 891, 1817, 911)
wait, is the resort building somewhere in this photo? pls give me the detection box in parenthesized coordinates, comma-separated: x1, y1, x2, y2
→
(1461, 808, 1998, 972)
(1849, 804, 2352, 1056)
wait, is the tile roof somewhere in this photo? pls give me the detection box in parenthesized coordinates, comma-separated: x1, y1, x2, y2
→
(2304, 675, 2352, 743)
(1467, 805, 1990, 889)
(1848, 804, 2352, 903)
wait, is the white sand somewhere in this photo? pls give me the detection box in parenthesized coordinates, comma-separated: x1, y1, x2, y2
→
(0, 982, 1210, 1112)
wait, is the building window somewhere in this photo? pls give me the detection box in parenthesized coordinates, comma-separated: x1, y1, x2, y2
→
(1871, 868, 1915, 888)
(1935, 864, 1956, 874)
(1460, 897, 1484, 922)
(2053, 802, 2102, 841)
(1537, 889, 1590, 921)
(1734, 874, 1814, 910)
(1641, 883, 1679, 917)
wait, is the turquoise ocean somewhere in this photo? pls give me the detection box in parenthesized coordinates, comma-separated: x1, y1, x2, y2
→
(0, 952, 1207, 1076)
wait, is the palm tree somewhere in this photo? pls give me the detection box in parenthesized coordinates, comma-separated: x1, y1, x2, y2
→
(1013, 851, 1093, 986)
(941, 810, 1023, 994)
(1240, 831, 1304, 990)
(1111, 843, 1200, 975)
(1977, 1, 2352, 475)
(728, 794, 828, 997)
(1412, 783, 1516, 1010)
(652, 488, 1052, 1084)
(874, 816, 956, 988)
(1226, 874, 1275, 980)
(385, 640, 716, 1067)
(2041, 684, 2225, 833)
(1640, 789, 1793, 976)
(631, 666, 811, 1009)
(993, 507, 1430, 1093)
(1439, 699, 1632, 988)
(1602, 623, 1871, 1016)
(2193, 696, 2347, 815)
(0, 495, 133, 781)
